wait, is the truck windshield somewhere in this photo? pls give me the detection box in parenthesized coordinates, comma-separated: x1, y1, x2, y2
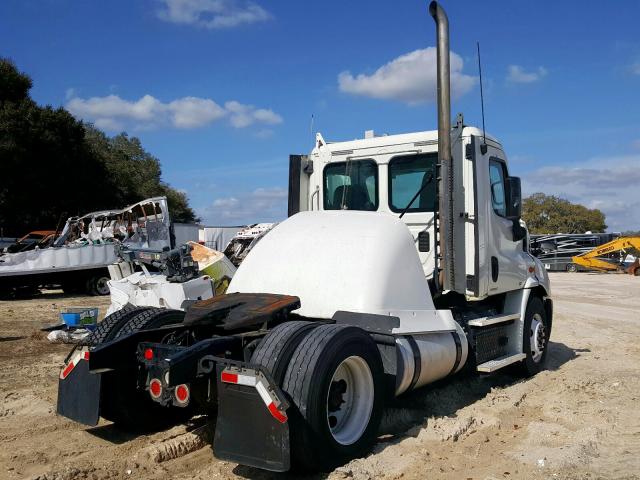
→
(323, 160, 378, 211)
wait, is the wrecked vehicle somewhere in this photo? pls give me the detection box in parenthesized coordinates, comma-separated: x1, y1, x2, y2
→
(223, 223, 276, 267)
(3, 230, 57, 253)
(0, 197, 172, 296)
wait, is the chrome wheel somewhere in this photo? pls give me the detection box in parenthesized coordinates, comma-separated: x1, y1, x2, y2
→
(326, 355, 374, 445)
(530, 313, 546, 363)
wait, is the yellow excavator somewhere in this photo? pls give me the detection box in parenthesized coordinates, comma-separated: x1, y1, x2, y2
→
(572, 236, 640, 276)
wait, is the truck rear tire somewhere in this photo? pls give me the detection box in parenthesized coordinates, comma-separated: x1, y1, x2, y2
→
(250, 321, 317, 384)
(100, 308, 189, 432)
(282, 324, 384, 471)
(84, 306, 152, 346)
(113, 308, 185, 339)
(520, 296, 550, 376)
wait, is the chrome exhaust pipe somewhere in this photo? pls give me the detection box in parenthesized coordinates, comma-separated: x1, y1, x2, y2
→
(429, 1, 455, 291)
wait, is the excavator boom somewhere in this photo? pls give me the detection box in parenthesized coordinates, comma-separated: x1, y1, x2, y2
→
(572, 236, 640, 275)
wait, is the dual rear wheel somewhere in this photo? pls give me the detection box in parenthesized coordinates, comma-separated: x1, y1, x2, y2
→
(251, 322, 384, 471)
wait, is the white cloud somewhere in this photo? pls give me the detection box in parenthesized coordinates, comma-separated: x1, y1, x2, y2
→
(522, 155, 640, 232)
(631, 62, 640, 75)
(224, 100, 282, 128)
(506, 65, 548, 84)
(169, 97, 226, 128)
(200, 187, 287, 224)
(157, 0, 270, 29)
(66, 94, 281, 132)
(337, 47, 476, 105)
(65, 88, 76, 100)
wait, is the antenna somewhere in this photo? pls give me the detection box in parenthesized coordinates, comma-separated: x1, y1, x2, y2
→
(309, 114, 315, 147)
(477, 41, 488, 155)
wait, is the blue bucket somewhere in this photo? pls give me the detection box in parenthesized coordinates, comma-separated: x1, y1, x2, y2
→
(60, 308, 99, 330)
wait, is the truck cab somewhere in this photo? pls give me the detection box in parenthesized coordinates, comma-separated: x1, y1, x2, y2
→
(288, 120, 533, 301)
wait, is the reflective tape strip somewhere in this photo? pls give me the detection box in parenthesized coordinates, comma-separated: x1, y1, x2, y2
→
(60, 361, 75, 380)
(221, 369, 287, 423)
(60, 349, 89, 380)
(221, 370, 256, 387)
(255, 380, 272, 406)
(256, 380, 287, 424)
(267, 402, 287, 424)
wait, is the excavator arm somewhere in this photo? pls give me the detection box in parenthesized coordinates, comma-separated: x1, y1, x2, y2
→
(572, 237, 640, 274)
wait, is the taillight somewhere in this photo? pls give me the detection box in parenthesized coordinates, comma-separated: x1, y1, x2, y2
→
(144, 348, 153, 360)
(149, 378, 162, 399)
(175, 384, 190, 405)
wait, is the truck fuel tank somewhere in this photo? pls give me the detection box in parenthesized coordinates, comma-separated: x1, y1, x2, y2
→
(395, 321, 468, 396)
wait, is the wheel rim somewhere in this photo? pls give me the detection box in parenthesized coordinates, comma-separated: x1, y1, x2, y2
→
(326, 355, 374, 446)
(95, 277, 110, 295)
(530, 313, 546, 363)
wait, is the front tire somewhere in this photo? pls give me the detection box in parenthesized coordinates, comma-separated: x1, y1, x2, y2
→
(520, 296, 550, 376)
(282, 324, 384, 471)
(566, 263, 578, 273)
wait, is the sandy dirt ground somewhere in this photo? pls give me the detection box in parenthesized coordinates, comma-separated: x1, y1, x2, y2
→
(0, 273, 638, 480)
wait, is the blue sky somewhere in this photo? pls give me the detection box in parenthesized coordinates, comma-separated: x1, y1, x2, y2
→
(2, 0, 639, 230)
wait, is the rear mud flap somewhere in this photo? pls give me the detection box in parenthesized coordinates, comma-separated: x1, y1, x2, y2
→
(213, 363, 290, 472)
(56, 350, 102, 426)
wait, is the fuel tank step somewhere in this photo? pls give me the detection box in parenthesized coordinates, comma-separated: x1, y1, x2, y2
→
(467, 312, 520, 328)
(476, 353, 526, 373)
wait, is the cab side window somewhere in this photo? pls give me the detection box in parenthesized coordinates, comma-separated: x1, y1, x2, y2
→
(323, 160, 378, 211)
(489, 159, 507, 217)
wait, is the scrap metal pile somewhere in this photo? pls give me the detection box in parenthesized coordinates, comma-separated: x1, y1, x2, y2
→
(0, 197, 172, 295)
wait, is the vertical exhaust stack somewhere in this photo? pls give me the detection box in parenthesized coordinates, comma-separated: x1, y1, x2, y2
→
(429, 1, 456, 292)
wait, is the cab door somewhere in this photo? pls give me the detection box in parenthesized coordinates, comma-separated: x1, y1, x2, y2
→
(483, 154, 528, 294)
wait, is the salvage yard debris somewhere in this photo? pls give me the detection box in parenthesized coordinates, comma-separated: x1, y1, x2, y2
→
(0, 197, 173, 296)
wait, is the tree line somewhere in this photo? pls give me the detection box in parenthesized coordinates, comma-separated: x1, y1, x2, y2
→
(0, 59, 197, 237)
(522, 192, 607, 234)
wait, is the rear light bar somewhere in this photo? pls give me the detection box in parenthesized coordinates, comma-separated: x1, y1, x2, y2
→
(221, 368, 288, 424)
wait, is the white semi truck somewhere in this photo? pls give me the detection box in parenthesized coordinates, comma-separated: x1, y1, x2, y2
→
(56, 2, 552, 473)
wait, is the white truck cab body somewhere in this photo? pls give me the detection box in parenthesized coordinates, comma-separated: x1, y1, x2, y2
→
(288, 123, 541, 301)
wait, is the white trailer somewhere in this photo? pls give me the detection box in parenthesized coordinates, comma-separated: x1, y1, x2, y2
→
(57, 2, 552, 473)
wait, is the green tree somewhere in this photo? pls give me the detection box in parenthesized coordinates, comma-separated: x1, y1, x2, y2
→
(0, 59, 32, 103)
(84, 126, 198, 223)
(522, 193, 607, 234)
(0, 60, 112, 235)
(0, 59, 197, 236)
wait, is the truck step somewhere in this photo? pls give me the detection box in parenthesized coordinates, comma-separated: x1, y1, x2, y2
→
(476, 353, 526, 373)
(468, 312, 520, 328)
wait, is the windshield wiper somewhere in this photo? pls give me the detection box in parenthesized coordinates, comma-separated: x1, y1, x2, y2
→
(399, 172, 434, 219)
